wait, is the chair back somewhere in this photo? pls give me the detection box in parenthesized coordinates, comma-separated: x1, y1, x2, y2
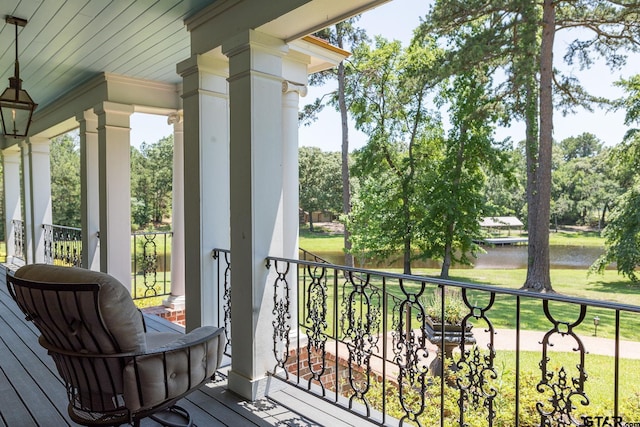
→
(7, 264, 146, 415)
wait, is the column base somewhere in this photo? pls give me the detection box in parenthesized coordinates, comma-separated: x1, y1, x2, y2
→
(227, 369, 270, 401)
(163, 294, 186, 310)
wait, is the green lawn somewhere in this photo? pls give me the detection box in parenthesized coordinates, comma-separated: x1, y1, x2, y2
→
(299, 227, 640, 340)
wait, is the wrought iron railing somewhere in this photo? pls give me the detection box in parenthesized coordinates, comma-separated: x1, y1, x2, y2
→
(258, 256, 640, 427)
(131, 231, 172, 301)
(212, 249, 232, 356)
(43, 224, 82, 267)
(11, 219, 25, 262)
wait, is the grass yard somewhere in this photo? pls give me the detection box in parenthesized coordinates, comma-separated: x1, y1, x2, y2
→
(299, 226, 640, 340)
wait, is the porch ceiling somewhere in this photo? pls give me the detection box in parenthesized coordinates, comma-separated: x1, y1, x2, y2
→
(0, 0, 214, 113)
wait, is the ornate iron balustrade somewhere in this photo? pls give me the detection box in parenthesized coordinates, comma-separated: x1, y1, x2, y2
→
(43, 224, 82, 267)
(260, 255, 640, 427)
(131, 231, 172, 301)
(11, 219, 25, 261)
(212, 249, 232, 356)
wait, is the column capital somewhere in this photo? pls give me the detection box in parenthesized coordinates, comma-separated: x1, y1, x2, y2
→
(222, 30, 288, 59)
(76, 109, 98, 124)
(167, 112, 184, 125)
(94, 102, 133, 129)
(282, 80, 307, 97)
(177, 53, 228, 78)
(93, 101, 135, 116)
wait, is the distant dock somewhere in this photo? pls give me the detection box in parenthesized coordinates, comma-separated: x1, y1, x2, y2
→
(479, 237, 529, 246)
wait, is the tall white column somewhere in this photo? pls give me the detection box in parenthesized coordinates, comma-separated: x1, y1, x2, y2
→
(178, 54, 230, 330)
(94, 102, 134, 288)
(23, 136, 53, 264)
(164, 112, 186, 309)
(282, 54, 309, 345)
(77, 110, 100, 271)
(223, 30, 287, 401)
(2, 146, 22, 263)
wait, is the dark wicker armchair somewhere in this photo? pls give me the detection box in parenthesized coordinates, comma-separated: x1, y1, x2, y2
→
(6, 264, 225, 427)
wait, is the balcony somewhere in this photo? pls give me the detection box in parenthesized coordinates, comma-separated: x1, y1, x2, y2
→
(212, 250, 640, 426)
(3, 247, 640, 426)
(0, 265, 380, 427)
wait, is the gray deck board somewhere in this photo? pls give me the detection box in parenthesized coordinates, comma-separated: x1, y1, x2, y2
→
(0, 265, 380, 427)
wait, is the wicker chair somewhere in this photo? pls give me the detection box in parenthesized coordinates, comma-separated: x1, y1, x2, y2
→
(6, 264, 225, 427)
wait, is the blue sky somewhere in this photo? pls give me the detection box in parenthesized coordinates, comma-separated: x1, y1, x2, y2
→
(299, 0, 637, 152)
(131, 0, 637, 151)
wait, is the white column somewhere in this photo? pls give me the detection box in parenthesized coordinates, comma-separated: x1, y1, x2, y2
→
(94, 102, 134, 288)
(178, 54, 230, 329)
(23, 136, 53, 264)
(77, 110, 100, 271)
(223, 30, 287, 401)
(282, 54, 309, 344)
(2, 146, 22, 263)
(164, 112, 186, 309)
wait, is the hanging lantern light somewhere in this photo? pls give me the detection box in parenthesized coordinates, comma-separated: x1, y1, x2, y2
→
(0, 16, 37, 138)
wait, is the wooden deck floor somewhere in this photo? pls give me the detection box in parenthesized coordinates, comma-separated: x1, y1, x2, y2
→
(0, 266, 377, 427)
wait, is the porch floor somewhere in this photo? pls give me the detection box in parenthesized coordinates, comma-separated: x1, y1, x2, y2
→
(0, 266, 376, 427)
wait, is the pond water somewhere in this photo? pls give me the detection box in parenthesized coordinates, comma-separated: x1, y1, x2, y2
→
(309, 245, 608, 270)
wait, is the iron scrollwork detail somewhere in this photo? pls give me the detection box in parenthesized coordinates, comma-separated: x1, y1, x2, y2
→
(392, 279, 429, 426)
(537, 300, 589, 426)
(272, 260, 292, 377)
(456, 289, 498, 426)
(340, 271, 381, 415)
(304, 265, 329, 395)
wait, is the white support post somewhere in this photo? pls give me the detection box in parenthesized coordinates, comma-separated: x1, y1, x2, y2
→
(23, 136, 53, 264)
(77, 110, 101, 271)
(178, 54, 230, 330)
(164, 112, 186, 310)
(282, 53, 309, 345)
(94, 102, 134, 288)
(223, 30, 288, 401)
(2, 146, 22, 264)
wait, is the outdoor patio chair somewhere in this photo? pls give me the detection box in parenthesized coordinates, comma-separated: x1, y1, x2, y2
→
(6, 264, 225, 427)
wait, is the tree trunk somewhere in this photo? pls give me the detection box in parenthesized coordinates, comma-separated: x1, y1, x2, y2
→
(523, 0, 554, 293)
(403, 234, 412, 275)
(337, 60, 354, 267)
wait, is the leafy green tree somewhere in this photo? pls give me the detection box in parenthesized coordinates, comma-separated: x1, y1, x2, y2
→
(430, 69, 511, 278)
(298, 147, 342, 231)
(346, 37, 443, 274)
(552, 137, 619, 226)
(559, 132, 603, 161)
(482, 145, 526, 220)
(130, 136, 173, 229)
(591, 183, 640, 282)
(592, 74, 640, 281)
(424, 0, 640, 292)
(50, 132, 81, 227)
(303, 18, 369, 266)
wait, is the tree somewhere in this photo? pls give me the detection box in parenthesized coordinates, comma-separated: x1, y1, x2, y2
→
(429, 68, 511, 278)
(130, 135, 173, 229)
(303, 18, 369, 266)
(591, 74, 640, 281)
(559, 132, 603, 161)
(298, 147, 342, 231)
(424, 0, 640, 292)
(50, 132, 81, 227)
(346, 37, 443, 274)
(552, 135, 619, 226)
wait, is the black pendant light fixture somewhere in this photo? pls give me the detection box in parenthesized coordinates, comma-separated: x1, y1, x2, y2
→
(0, 16, 37, 139)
